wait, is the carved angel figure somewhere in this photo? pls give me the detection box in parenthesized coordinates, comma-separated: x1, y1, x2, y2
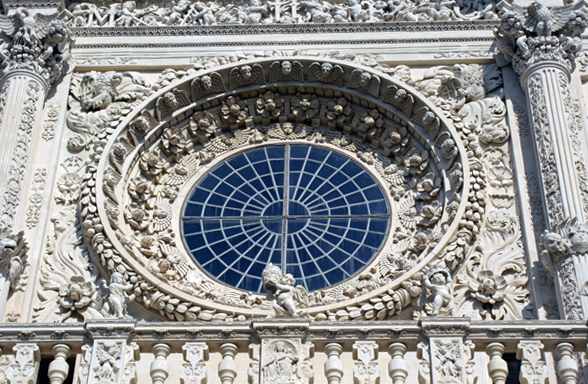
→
(269, 60, 304, 82)
(382, 85, 414, 117)
(191, 72, 225, 100)
(308, 62, 344, 86)
(413, 106, 440, 140)
(100, 272, 135, 318)
(0, 8, 73, 83)
(512, 1, 577, 36)
(156, 89, 190, 121)
(422, 264, 453, 316)
(348, 69, 380, 97)
(262, 263, 308, 317)
(230, 64, 265, 89)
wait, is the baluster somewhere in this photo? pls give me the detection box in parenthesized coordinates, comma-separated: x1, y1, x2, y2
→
(150, 344, 170, 384)
(556, 342, 579, 384)
(324, 343, 343, 384)
(388, 343, 408, 384)
(48, 344, 71, 384)
(219, 343, 238, 384)
(486, 342, 508, 384)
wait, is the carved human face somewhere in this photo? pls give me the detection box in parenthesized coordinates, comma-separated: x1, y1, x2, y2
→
(201, 76, 212, 89)
(321, 63, 333, 77)
(164, 92, 177, 107)
(431, 272, 446, 285)
(423, 111, 435, 125)
(359, 72, 371, 85)
(123, 1, 136, 11)
(240, 66, 252, 79)
(276, 342, 285, 352)
(281, 61, 292, 75)
(394, 89, 407, 101)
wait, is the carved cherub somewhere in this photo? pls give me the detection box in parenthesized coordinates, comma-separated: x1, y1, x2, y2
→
(262, 263, 308, 317)
(229, 64, 265, 89)
(269, 60, 304, 82)
(382, 85, 414, 117)
(191, 72, 225, 100)
(129, 110, 158, 136)
(348, 69, 381, 97)
(422, 264, 453, 316)
(156, 88, 190, 121)
(413, 106, 440, 140)
(308, 62, 344, 86)
(100, 272, 135, 319)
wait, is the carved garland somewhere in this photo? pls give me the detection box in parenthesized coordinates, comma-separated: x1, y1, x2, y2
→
(77, 58, 485, 321)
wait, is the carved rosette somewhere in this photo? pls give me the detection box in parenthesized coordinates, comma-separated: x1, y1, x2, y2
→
(76, 57, 482, 322)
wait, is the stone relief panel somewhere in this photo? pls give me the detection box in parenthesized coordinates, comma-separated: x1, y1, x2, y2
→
(67, 0, 499, 29)
(49, 55, 530, 322)
(258, 339, 314, 384)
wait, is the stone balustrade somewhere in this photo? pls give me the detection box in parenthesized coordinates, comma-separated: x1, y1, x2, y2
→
(0, 319, 586, 384)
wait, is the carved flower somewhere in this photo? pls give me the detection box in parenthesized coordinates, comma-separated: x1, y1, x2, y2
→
(161, 127, 193, 160)
(139, 150, 167, 179)
(358, 109, 383, 137)
(256, 92, 283, 118)
(292, 93, 319, 120)
(190, 111, 217, 140)
(128, 177, 154, 203)
(326, 97, 352, 123)
(56, 172, 82, 205)
(125, 202, 150, 231)
(221, 96, 248, 124)
(59, 275, 96, 313)
(468, 270, 507, 305)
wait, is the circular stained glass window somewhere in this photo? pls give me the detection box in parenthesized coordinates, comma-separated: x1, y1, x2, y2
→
(182, 144, 390, 293)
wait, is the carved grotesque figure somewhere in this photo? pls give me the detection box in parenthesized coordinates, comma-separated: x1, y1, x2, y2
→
(262, 263, 308, 317)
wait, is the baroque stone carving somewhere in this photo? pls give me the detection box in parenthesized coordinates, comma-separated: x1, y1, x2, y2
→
(0, 230, 28, 296)
(260, 339, 314, 384)
(7, 344, 39, 384)
(269, 60, 304, 83)
(262, 264, 309, 318)
(517, 341, 548, 384)
(67, 0, 499, 28)
(41, 102, 59, 141)
(24, 168, 47, 229)
(0, 9, 73, 85)
(69, 58, 478, 322)
(494, 1, 587, 74)
(353, 342, 379, 384)
(191, 73, 225, 101)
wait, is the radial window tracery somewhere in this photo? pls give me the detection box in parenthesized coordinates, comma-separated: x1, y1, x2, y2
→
(182, 144, 390, 293)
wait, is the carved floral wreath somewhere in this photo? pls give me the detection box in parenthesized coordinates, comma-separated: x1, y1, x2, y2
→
(81, 58, 479, 321)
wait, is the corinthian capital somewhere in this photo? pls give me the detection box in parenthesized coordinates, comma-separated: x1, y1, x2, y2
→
(494, 0, 587, 76)
(0, 7, 73, 87)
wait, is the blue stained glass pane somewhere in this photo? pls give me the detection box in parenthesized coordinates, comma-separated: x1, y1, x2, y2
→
(182, 144, 390, 293)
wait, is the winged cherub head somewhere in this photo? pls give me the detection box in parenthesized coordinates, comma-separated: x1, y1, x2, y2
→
(240, 65, 252, 80)
(321, 63, 333, 77)
(281, 61, 292, 76)
(200, 75, 212, 90)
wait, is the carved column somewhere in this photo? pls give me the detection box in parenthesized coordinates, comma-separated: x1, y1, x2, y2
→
(48, 344, 71, 384)
(556, 342, 579, 384)
(485, 342, 508, 384)
(324, 343, 343, 384)
(150, 344, 170, 384)
(183, 342, 209, 384)
(494, 1, 588, 319)
(0, 6, 72, 320)
(517, 341, 548, 384)
(7, 343, 40, 384)
(218, 343, 237, 384)
(352, 342, 378, 384)
(388, 343, 408, 384)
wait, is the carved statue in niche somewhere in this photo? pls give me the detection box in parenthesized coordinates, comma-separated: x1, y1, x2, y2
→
(156, 88, 190, 121)
(191, 72, 225, 100)
(264, 341, 298, 384)
(269, 61, 304, 82)
(308, 62, 344, 86)
(100, 272, 135, 319)
(230, 64, 265, 89)
(348, 69, 381, 97)
(262, 264, 308, 317)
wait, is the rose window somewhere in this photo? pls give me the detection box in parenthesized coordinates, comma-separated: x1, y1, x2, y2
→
(182, 144, 390, 293)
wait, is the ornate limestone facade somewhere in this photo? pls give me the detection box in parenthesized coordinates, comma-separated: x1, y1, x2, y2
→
(0, 0, 587, 383)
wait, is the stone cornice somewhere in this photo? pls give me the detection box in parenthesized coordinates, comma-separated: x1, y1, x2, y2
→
(70, 20, 499, 38)
(1, 320, 586, 353)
